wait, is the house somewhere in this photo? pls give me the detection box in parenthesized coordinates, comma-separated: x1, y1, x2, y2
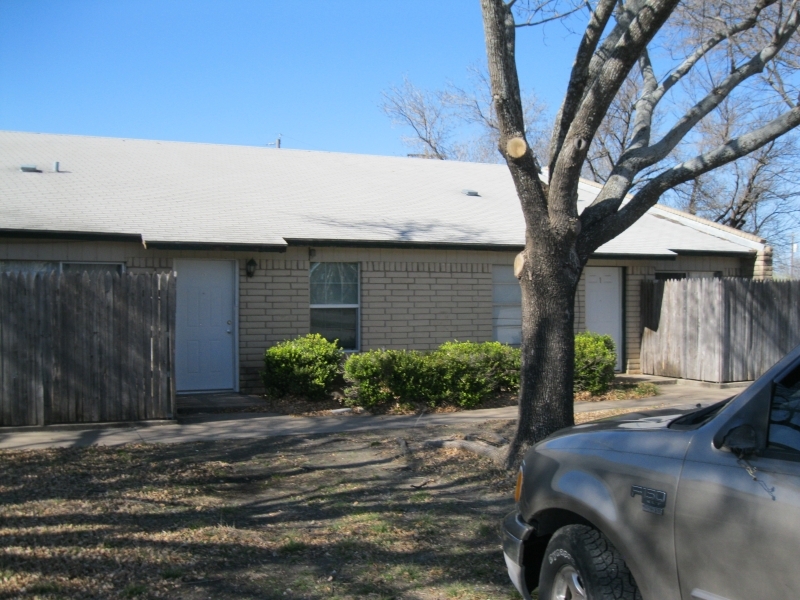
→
(0, 131, 771, 394)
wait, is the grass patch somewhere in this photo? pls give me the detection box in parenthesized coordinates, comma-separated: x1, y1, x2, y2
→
(0, 413, 655, 599)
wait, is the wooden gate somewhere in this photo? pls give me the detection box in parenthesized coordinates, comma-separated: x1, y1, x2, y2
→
(0, 271, 176, 426)
(640, 278, 800, 383)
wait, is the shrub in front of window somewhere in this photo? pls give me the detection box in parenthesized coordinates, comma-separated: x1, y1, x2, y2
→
(342, 349, 439, 408)
(261, 334, 344, 400)
(574, 332, 617, 395)
(343, 341, 521, 408)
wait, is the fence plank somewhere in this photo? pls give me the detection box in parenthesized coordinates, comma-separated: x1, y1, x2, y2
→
(167, 273, 177, 419)
(16, 273, 30, 426)
(1, 274, 11, 426)
(34, 273, 46, 426)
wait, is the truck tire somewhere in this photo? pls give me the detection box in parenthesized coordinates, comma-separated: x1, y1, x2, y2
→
(538, 524, 642, 600)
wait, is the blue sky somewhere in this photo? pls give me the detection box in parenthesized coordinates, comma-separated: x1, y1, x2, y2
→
(0, 0, 578, 156)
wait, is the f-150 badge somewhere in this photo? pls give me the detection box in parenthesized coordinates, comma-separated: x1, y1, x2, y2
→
(631, 485, 667, 515)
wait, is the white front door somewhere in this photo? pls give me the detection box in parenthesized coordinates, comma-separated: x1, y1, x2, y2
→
(585, 266, 623, 371)
(174, 260, 237, 392)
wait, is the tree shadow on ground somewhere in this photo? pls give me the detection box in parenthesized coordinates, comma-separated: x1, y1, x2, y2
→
(0, 422, 518, 599)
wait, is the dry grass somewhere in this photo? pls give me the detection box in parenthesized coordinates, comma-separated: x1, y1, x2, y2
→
(0, 405, 655, 599)
(0, 423, 522, 600)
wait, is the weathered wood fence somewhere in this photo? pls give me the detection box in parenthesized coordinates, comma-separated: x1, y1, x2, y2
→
(641, 278, 800, 383)
(0, 271, 176, 426)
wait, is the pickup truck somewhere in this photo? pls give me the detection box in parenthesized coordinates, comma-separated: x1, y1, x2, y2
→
(503, 343, 800, 600)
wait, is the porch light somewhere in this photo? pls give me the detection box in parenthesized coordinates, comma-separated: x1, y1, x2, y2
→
(246, 258, 257, 278)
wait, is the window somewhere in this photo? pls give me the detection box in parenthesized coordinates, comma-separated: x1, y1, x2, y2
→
(309, 262, 359, 350)
(655, 272, 687, 281)
(493, 265, 521, 346)
(769, 365, 800, 454)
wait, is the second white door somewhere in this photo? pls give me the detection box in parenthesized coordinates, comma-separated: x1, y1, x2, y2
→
(585, 266, 623, 371)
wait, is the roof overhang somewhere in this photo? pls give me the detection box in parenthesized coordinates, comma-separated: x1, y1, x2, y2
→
(0, 228, 143, 243)
(284, 238, 525, 252)
(143, 240, 286, 252)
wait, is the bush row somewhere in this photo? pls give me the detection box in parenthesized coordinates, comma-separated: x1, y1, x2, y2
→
(261, 332, 617, 407)
(343, 341, 521, 408)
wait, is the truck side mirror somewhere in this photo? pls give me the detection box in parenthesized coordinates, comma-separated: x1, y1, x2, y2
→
(721, 424, 758, 456)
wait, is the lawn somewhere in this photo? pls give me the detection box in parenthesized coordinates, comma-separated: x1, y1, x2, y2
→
(0, 407, 650, 599)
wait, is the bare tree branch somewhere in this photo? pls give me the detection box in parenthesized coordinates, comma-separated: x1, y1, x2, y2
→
(514, 0, 591, 27)
(578, 105, 800, 256)
(549, 0, 681, 230)
(547, 0, 618, 171)
(380, 78, 450, 159)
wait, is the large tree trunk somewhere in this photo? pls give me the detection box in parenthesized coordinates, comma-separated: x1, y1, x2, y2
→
(506, 241, 581, 469)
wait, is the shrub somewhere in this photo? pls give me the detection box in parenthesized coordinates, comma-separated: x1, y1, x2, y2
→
(574, 332, 616, 395)
(261, 334, 344, 400)
(343, 349, 438, 408)
(343, 341, 521, 409)
(432, 341, 521, 407)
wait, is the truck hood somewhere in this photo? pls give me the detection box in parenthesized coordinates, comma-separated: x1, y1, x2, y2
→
(530, 404, 716, 458)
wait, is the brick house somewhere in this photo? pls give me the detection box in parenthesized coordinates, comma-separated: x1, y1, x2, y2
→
(0, 131, 771, 394)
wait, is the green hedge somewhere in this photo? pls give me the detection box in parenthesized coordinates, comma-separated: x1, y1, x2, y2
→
(574, 332, 617, 395)
(343, 341, 521, 408)
(261, 333, 617, 405)
(261, 334, 344, 400)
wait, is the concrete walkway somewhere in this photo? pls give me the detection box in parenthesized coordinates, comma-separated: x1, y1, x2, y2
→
(0, 382, 744, 451)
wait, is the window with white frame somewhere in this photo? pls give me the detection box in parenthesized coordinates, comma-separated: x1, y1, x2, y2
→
(309, 262, 359, 350)
(492, 265, 522, 346)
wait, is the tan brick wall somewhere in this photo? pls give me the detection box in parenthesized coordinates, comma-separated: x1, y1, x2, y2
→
(239, 257, 309, 392)
(360, 261, 494, 350)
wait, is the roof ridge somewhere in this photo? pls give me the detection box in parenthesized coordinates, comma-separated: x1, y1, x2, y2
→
(0, 130, 506, 166)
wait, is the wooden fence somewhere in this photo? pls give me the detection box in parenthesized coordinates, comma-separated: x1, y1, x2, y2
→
(641, 278, 800, 383)
(0, 271, 176, 426)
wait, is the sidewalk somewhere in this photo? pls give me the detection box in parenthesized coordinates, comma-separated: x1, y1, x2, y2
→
(0, 382, 743, 451)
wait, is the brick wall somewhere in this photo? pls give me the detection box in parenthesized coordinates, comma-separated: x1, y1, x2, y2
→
(360, 261, 494, 350)
(238, 258, 309, 393)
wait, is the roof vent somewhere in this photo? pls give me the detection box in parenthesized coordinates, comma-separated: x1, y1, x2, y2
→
(462, 189, 479, 196)
(53, 161, 60, 173)
(20, 164, 40, 173)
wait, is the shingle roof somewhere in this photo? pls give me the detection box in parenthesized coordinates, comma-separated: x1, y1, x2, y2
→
(0, 131, 763, 256)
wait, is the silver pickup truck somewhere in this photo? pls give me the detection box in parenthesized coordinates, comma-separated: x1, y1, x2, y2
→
(503, 344, 800, 600)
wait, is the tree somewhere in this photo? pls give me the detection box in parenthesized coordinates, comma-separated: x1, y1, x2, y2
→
(583, 76, 800, 270)
(380, 68, 550, 163)
(669, 99, 800, 265)
(478, 0, 800, 467)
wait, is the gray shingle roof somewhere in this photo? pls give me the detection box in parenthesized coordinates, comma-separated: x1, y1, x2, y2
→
(0, 131, 763, 256)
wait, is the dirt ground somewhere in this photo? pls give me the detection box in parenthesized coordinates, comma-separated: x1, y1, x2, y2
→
(211, 381, 659, 417)
(0, 407, 642, 600)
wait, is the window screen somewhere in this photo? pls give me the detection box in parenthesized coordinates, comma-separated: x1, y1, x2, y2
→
(493, 265, 522, 346)
(309, 262, 359, 350)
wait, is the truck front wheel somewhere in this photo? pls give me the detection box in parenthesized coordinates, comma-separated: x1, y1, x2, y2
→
(538, 524, 642, 600)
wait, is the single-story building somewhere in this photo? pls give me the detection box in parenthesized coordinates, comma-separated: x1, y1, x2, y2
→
(0, 131, 771, 394)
